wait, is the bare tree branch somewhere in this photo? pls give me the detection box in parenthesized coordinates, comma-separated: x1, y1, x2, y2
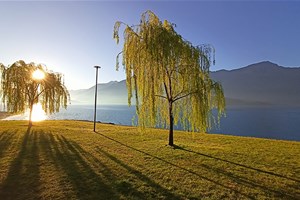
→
(155, 94, 167, 99)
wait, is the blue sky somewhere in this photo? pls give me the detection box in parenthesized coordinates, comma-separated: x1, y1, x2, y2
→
(0, 1, 299, 90)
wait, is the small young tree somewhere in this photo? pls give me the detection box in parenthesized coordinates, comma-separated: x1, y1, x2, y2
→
(1, 60, 69, 127)
(114, 11, 225, 146)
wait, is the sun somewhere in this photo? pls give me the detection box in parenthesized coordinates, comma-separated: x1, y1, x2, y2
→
(32, 69, 45, 80)
(29, 103, 47, 122)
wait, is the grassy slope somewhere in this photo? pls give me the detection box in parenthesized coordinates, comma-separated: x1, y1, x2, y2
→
(0, 120, 299, 200)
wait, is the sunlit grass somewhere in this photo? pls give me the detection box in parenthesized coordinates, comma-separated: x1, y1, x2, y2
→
(0, 120, 299, 199)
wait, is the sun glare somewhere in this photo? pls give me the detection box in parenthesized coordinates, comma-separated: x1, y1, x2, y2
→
(28, 103, 47, 122)
(32, 69, 45, 80)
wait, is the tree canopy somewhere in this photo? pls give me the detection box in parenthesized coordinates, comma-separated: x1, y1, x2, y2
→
(1, 60, 69, 126)
(114, 11, 225, 146)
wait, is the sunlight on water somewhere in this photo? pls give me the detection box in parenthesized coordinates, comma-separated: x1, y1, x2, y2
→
(2, 103, 48, 121)
(26, 103, 47, 122)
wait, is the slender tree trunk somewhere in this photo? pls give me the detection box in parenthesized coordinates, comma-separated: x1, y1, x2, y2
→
(168, 102, 174, 146)
(28, 103, 33, 127)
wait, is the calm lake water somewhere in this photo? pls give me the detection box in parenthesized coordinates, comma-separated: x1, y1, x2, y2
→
(3, 105, 300, 142)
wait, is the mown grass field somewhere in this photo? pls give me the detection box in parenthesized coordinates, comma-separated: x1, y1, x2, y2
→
(0, 120, 299, 199)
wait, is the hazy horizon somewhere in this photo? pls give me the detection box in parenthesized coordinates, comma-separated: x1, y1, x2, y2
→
(72, 61, 300, 90)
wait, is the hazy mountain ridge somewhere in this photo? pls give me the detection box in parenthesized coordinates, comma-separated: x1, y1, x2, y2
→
(210, 61, 300, 106)
(69, 80, 128, 105)
(70, 61, 300, 106)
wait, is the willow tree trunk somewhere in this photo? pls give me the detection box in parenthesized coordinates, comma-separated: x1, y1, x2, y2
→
(28, 103, 33, 127)
(169, 102, 174, 146)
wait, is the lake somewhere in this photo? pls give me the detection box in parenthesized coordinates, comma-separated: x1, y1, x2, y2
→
(3, 105, 300, 142)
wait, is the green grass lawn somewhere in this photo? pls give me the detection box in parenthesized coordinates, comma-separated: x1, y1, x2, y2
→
(0, 120, 299, 199)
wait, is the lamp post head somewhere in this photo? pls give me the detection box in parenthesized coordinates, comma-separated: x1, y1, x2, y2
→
(94, 66, 101, 69)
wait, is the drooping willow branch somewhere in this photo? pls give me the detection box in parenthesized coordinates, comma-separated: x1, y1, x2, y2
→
(114, 10, 225, 135)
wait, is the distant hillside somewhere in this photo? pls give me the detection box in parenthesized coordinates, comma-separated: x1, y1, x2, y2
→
(211, 61, 300, 106)
(69, 80, 128, 105)
(70, 61, 300, 106)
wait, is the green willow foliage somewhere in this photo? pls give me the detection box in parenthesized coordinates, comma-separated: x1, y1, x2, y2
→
(114, 11, 225, 142)
(1, 60, 70, 125)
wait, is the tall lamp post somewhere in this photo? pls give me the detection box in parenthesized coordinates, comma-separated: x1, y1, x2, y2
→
(93, 66, 101, 132)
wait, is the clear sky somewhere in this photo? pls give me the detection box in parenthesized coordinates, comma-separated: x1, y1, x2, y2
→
(1, 1, 299, 90)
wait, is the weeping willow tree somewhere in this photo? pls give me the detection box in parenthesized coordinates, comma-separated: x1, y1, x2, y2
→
(114, 11, 225, 146)
(1, 60, 70, 127)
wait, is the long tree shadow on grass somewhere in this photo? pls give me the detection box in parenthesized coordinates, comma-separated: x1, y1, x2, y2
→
(95, 131, 255, 199)
(1, 128, 180, 199)
(0, 126, 41, 199)
(40, 130, 168, 199)
(59, 134, 182, 199)
(173, 145, 300, 183)
(95, 146, 182, 200)
(0, 130, 14, 158)
(176, 147, 300, 199)
(95, 131, 299, 199)
(174, 146, 300, 198)
(38, 130, 120, 199)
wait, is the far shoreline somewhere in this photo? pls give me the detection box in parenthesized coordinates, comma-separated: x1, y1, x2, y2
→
(0, 112, 13, 120)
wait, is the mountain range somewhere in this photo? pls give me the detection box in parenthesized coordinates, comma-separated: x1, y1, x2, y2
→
(69, 61, 300, 106)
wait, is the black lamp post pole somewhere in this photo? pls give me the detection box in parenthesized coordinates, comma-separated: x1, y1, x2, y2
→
(93, 66, 101, 132)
